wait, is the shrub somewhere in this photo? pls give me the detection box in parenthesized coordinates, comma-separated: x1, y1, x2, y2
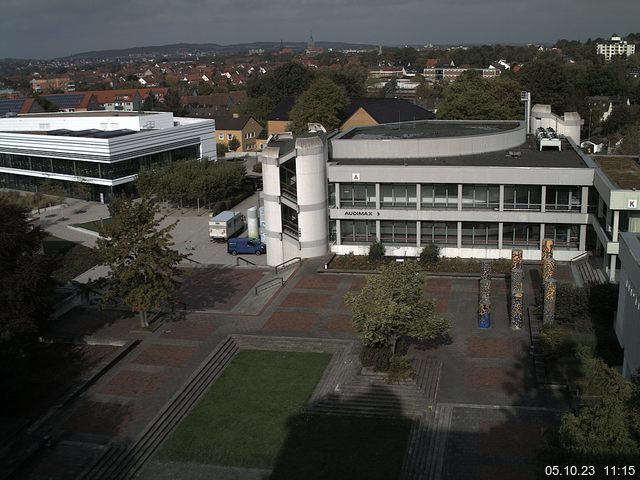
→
(419, 244, 440, 264)
(368, 239, 385, 262)
(386, 356, 415, 383)
(360, 345, 392, 372)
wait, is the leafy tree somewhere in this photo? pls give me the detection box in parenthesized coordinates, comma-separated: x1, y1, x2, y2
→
(216, 142, 228, 158)
(246, 62, 315, 103)
(228, 136, 241, 152)
(437, 73, 522, 120)
(239, 95, 276, 124)
(94, 197, 187, 327)
(0, 201, 56, 396)
(518, 56, 573, 112)
(368, 239, 385, 261)
(419, 244, 440, 265)
(344, 261, 450, 354)
(141, 90, 160, 111)
(325, 67, 368, 98)
(288, 77, 348, 134)
(556, 360, 640, 461)
(621, 123, 640, 155)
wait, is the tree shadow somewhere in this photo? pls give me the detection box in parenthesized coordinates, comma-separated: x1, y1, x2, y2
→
(411, 333, 454, 351)
(270, 385, 412, 480)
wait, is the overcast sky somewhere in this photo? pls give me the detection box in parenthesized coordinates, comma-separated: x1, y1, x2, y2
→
(1, 0, 639, 59)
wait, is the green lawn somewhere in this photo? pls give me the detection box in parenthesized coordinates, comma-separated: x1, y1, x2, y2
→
(72, 217, 113, 234)
(156, 349, 411, 479)
(156, 350, 331, 468)
(42, 235, 99, 283)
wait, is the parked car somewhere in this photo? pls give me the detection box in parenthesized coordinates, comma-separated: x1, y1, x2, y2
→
(227, 237, 266, 256)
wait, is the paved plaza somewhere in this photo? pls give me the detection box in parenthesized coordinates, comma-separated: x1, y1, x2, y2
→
(5, 258, 575, 480)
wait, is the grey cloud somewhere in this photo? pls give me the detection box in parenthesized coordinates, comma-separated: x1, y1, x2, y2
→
(0, 0, 639, 58)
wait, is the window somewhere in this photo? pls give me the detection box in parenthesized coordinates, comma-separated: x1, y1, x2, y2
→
(340, 220, 376, 244)
(380, 221, 417, 244)
(504, 185, 542, 211)
(227, 134, 233, 140)
(421, 184, 457, 208)
(546, 186, 582, 211)
(340, 183, 376, 207)
(461, 223, 499, 246)
(420, 221, 457, 245)
(502, 223, 540, 246)
(218, 134, 224, 140)
(462, 184, 500, 210)
(545, 224, 579, 249)
(380, 184, 417, 208)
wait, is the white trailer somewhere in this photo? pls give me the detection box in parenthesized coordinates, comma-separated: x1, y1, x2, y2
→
(209, 210, 244, 242)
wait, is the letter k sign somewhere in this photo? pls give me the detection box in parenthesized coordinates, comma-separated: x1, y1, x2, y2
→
(629, 199, 638, 209)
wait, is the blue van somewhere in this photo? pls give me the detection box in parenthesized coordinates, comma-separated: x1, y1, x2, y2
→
(227, 237, 267, 256)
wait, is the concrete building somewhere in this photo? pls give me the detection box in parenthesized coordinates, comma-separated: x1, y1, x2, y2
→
(260, 107, 640, 273)
(615, 232, 640, 378)
(597, 35, 636, 62)
(0, 111, 215, 201)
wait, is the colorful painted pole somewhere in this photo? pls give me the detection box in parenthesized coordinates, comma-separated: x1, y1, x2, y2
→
(511, 249, 523, 270)
(543, 278, 557, 324)
(479, 301, 491, 329)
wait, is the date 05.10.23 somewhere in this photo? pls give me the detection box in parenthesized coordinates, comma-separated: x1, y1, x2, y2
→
(544, 465, 637, 476)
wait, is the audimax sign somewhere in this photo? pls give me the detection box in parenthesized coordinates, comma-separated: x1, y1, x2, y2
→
(344, 211, 380, 216)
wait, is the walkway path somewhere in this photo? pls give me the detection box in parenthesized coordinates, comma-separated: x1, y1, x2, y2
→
(8, 259, 573, 480)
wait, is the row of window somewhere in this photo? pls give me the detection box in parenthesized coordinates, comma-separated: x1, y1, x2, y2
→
(338, 220, 579, 249)
(334, 183, 582, 211)
(0, 146, 198, 180)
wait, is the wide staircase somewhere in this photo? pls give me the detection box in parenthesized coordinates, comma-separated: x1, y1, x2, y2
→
(79, 336, 240, 480)
(307, 358, 442, 418)
(571, 253, 608, 286)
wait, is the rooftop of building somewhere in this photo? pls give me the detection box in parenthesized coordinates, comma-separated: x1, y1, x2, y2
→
(15, 110, 158, 118)
(330, 135, 588, 169)
(8, 128, 137, 139)
(338, 120, 520, 140)
(593, 156, 640, 190)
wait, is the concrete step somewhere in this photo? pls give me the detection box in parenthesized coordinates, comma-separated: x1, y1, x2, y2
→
(81, 336, 240, 480)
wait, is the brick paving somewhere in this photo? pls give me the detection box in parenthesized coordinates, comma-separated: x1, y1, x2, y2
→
(264, 311, 320, 331)
(63, 400, 134, 436)
(280, 292, 332, 308)
(11, 261, 578, 480)
(160, 319, 218, 341)
(131, 344, 196, 368)
(98, 369, 170, 397)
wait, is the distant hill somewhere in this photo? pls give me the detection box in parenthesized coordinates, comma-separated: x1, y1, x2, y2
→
(67, 41, 377, 59)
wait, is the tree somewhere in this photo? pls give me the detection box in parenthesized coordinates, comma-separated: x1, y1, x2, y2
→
(437, 73, 523, 120)
(288, 77, 348, 134)
(95, 197, 187, 327)
(345, 261, 450, 354)
(246, 62, 315, 103)
(216, 142, 228, 158)
(555, 359, 640, 462)
(227, 136, 241, 152)
(0, 201, 56, 396)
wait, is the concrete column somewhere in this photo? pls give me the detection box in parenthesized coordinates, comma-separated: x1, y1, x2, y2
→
(295, 135, 329, 259)
(457, 184, 463, 211)
(612, 210, 620, 241)
(375, 183, 381, 210)
(499, 185, 504, 212)
(579, 224, 587, 252)
(457, 221, 462, 249)
(498, 223, 504, 249)
(540, 186, 546, 213)
(581, 186, 589, 214)
(609, 254, 617, 282)
(416, 220, 421, 247)
(376, 220, 381, 240)
(335, 182, 340, 208)
(261, 147, 284, 267)
(335, 219, 341, 245)
(416, 183, 421, 211)
(539, 224, 545, 250)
